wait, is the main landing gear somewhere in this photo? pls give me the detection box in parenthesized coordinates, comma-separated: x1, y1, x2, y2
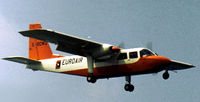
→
(162, 71, 169, 80)
(124, 76, 134, 92)
(86, 56, 97, 83)
(87, 76, 97, 83)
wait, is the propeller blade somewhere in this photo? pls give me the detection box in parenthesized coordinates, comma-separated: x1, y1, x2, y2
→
(118, 42, 125, 49)
(146, 42, 153, 50)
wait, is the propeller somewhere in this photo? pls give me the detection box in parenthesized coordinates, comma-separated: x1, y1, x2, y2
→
(118, 42, 125, 49)
(117, 42, 125, 49)
(146, 42, 153, 51)
(118, 41, 153, 50)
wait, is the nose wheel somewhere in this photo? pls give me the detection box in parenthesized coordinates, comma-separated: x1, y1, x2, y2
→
(124, 84, 134, 92)
(163, 71, 169, 80)
(124, 76, 134, 92)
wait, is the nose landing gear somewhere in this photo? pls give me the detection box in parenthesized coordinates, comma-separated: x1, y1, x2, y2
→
(124, 76, 134, 92)
(163, 71, 169, 80)
(124, 84, 134, 92)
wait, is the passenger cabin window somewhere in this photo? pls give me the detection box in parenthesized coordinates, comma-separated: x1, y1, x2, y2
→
(129, 52, 138, 58)
(140, 49, 154, 57)
(117, 53, 127, 60)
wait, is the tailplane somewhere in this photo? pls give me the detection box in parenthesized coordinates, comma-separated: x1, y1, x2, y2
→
(2, 23, 64, 65)
(2, 56, 41, 64)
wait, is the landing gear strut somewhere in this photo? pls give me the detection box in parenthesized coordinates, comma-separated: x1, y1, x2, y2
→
(163, 71, 169, 80)
(124, 76, 134, 92)
(86, 56, 96, 83)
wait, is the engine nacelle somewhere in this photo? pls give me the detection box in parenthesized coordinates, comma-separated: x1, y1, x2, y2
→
(91, 44, 120, 58)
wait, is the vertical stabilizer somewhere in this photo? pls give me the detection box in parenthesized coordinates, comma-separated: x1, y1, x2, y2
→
(29, 23, 63, 60)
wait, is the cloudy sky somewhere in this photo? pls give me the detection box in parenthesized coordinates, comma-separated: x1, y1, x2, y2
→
(0, 0, 200, 102)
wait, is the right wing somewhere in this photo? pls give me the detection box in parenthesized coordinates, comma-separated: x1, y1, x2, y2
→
(2, 56, 41, 65)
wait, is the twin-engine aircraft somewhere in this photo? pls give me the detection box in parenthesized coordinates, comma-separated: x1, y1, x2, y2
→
(3, 23, 195, 92)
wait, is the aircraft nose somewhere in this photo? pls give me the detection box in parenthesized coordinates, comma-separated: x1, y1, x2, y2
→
(143, 56, 171, 64)
(156, 56, 171, 64)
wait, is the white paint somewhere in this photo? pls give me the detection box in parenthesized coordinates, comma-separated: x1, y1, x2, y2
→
(28, 48, 150, 73)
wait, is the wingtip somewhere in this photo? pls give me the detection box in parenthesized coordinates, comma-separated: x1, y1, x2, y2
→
(18, 30, 28, 37)
(191, 65, 196, 68)
(188, 64, 195, 68)
(2, 56, 13, 60)
(1, 57, 7, 60)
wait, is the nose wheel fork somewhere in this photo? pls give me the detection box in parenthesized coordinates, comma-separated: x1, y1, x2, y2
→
(163, 71, 169, 80)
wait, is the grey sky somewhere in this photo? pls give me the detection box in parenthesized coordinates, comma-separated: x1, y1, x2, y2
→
(0, 0, 200, 102)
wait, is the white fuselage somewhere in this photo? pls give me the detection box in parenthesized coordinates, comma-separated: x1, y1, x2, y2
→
(27, 48, 145, 73)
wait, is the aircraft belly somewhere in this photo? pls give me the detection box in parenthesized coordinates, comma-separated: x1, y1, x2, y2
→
(39, 56, 169, 79)
(60, 59, 164, 78)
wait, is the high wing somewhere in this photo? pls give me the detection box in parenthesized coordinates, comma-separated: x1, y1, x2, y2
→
(19, 29, 101, 56)
(19, 29, 120, 58)
(166, 60, 194, 70)
(2, 56, 41, 64)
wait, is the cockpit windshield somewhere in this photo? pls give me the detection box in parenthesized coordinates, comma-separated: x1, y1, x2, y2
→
(140, 49, 155, 57)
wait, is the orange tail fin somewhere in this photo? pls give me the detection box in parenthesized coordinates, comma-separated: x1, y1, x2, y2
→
(29, 23, 64, 60)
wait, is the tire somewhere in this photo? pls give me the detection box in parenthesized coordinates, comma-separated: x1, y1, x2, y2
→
(124, 84, 134, 92)
(87, 76, 96, 83)
(163, 72, 169, 80)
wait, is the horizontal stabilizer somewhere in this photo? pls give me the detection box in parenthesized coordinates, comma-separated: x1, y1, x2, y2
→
(2, 56, 41, 64)
(167, 60, 195, 70)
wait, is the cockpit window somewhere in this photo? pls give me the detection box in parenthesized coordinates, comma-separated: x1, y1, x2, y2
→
(140, 49, 154, 57)
(117, 53, 127, 60)
(129, 52, 138, 58)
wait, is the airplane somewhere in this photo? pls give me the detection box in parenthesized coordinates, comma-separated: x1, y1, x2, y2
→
(3, 23, 195, 92)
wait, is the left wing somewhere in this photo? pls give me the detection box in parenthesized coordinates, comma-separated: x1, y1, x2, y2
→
(19, 29, 120, 58)
(166, 60, 195, 70)
(19, 29, 101, 56)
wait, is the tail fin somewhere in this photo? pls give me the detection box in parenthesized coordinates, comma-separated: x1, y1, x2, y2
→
(29, 23, 63, 60)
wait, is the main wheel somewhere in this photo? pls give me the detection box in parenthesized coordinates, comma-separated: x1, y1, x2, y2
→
(87, 76, 96, 83)
(124, 84, 134, 92)
(163, 71, 169, 80)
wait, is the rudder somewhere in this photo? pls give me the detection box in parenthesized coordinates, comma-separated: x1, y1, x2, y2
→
(29, 23, 61, 60)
